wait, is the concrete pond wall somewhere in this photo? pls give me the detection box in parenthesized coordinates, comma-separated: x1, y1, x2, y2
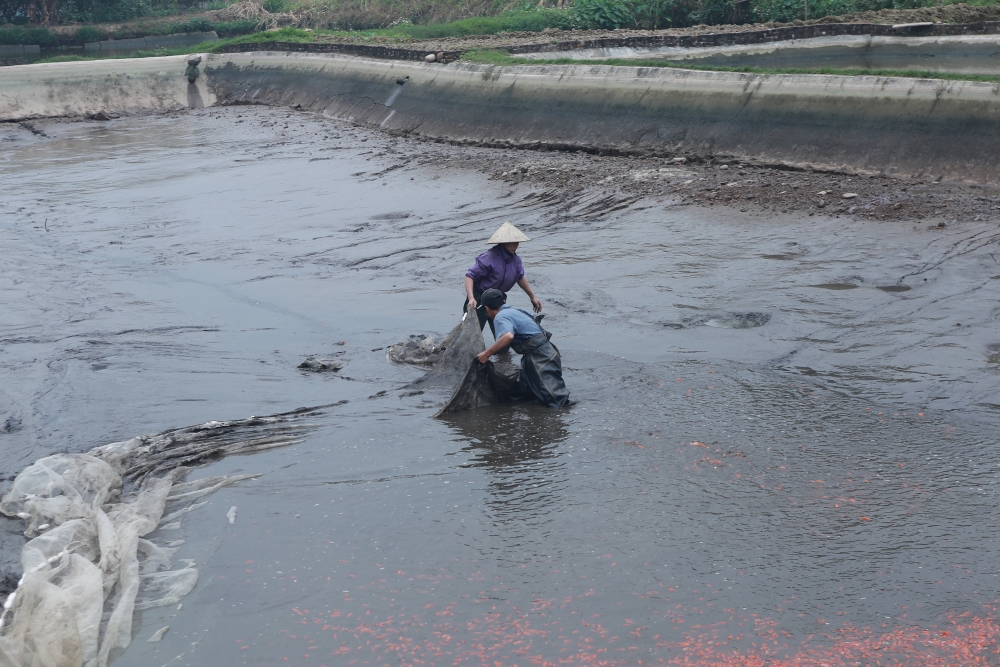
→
(0, 55, 216, 119)
(0, 44, 40, 57)
(2, 51, 999, 184)
(521, 34, 1000, 75)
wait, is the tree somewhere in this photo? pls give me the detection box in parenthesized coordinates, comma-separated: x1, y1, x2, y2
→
(26, 0, 59, 23)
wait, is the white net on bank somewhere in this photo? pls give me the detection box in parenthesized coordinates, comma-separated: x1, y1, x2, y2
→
(0, 405, 334, 667)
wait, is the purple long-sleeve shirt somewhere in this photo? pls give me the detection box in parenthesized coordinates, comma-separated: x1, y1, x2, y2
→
(466, 244, 524, 293)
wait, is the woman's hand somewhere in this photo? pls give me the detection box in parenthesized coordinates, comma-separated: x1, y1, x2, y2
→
(465, 276, 478, 311)
(517, 277, 542, 313)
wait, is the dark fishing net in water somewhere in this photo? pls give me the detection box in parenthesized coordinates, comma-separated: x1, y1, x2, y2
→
(385, 323, 464, 366)
(0, 404, 338, 667)
(392, 307, 519, 417)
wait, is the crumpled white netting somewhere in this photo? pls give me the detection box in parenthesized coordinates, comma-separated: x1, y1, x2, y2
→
(0, 405, 333, 667)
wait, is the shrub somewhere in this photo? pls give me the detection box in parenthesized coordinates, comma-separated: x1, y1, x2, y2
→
(263, 0, 288, 11)
(571, 0, 690, 28)
(216, 25, 312, 43)
(75, 25, 102, 41)
(634, 0, 695, 27)
(571, 0, 634, 28)
(211, 18, 257, 35)
(397, 9, 577, 38)
(0, 24, 57, 45)
(172, 16, 214, 31)
(59, 0, 152, 23)
(690, 0, 725, 23)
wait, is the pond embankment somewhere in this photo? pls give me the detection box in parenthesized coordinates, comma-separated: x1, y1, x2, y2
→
(519, 34, 1000, 75)
(2, 50, 1000, 183)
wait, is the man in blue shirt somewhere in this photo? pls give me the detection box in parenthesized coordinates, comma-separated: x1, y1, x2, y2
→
(475, 289, 570, 408)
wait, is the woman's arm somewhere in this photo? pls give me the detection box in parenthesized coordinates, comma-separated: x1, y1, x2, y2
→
(477, 332, 515, 364)
(517, 277, 542, 313)
(465, 276, 478, 309)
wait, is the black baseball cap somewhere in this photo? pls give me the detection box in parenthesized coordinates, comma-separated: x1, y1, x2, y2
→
(480, 289, 506, 310)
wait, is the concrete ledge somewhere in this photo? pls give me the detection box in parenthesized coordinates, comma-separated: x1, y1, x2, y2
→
(523, 34, 1000, 75)
(0, 44, 39, 57)
(216, 41, 462, 63)
(0, 55, 215, 120)
(507, 20, 1000, 55)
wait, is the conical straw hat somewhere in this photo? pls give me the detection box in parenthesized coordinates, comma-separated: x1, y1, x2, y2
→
(487, 222, 531, 244)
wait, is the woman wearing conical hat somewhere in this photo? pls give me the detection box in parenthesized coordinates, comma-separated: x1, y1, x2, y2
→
(464, 222, 542, 337)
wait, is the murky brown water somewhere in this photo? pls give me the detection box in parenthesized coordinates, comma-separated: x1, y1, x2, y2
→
(2, 107, 1000, 665)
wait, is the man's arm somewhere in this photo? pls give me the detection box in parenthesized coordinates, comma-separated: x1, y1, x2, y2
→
(477, 332, 514, 364)
(465, 276, 478, 309)
(516, 277, 542, 313)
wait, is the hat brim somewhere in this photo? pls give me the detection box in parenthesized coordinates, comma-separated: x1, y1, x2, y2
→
(487, 231, 531, 244)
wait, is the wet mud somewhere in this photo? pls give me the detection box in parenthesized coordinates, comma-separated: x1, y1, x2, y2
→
(3, 107, 1000, 665)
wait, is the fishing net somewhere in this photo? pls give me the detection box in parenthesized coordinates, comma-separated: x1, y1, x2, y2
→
(385, 324, 463, 367)
(391, 307, 519, 417)
(0, 405, 332, 667)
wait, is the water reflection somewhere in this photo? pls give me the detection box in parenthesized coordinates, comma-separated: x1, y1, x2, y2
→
(445, 403, 568, 467)
(443, 404, 569, 524)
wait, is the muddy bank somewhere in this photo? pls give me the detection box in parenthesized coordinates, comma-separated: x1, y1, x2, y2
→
(478, 151, 1000, 223)
(204, 52, 1000, 184)
(5, 53, 1000, 183)
(4, 108, 1000, 665)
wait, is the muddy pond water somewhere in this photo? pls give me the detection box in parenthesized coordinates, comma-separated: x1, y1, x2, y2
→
(2, 107, 1000, 665)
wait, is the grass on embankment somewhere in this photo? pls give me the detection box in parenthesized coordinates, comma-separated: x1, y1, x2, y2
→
(30, 26, 310, 62)
(459, 47, 1000, 84)
(1, 8, 577, 48)
(0, 18, 258, 48)
(27, 27, 1000, 87)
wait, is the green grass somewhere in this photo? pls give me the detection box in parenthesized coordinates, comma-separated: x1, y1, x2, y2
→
(35, 54, 95, 62)
(34, 41, 218, 62)
(213, 26, 316, 44)
(29, 28, 311, 62)
(260, 8, 578, 40)
(388, 9, 576, 38)
(6, 0, 1000, 49)
(0, 25, 59, 47)
(32, 36, 1000, 87)
(459, 48, 1000, 83)
(0, 17, 260, 47)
